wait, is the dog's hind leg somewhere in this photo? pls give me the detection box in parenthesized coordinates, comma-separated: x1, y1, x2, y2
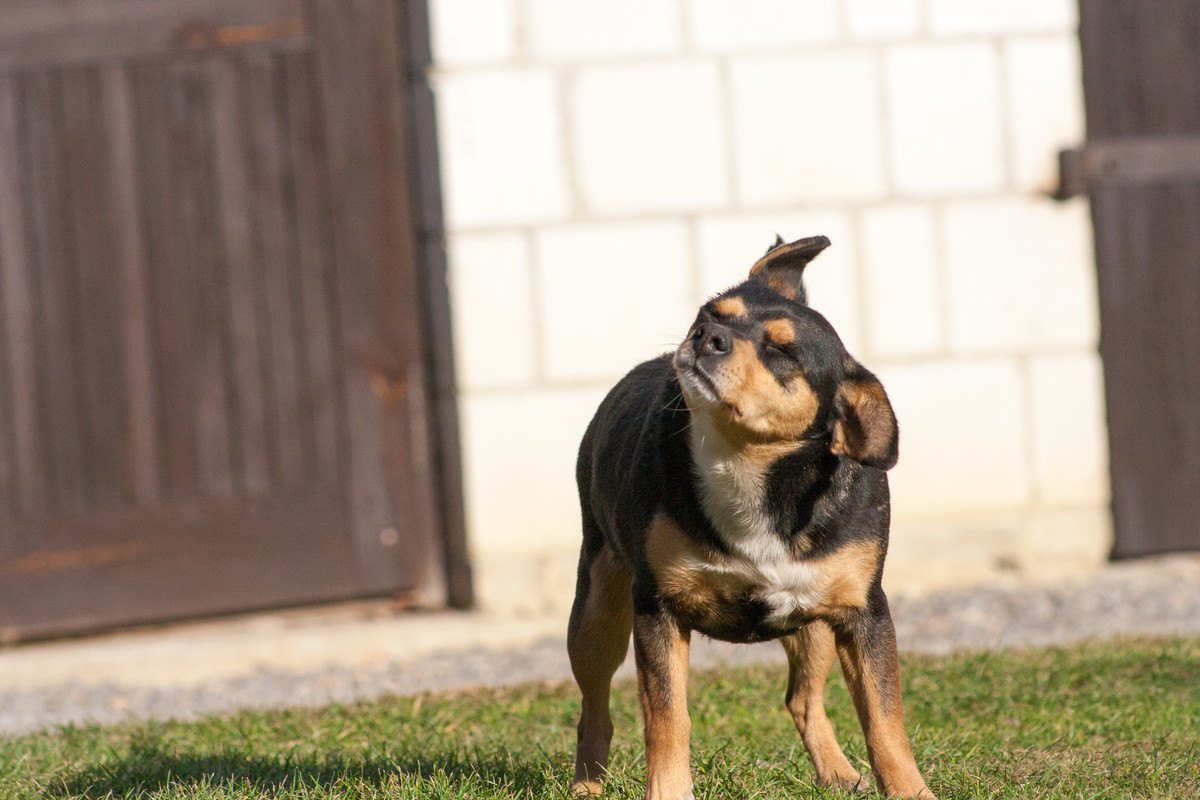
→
(781, 620, 869, 792)
(569, 538, 633, 795)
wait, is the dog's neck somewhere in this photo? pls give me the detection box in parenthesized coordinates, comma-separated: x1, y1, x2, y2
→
(688, 410, 831, 555)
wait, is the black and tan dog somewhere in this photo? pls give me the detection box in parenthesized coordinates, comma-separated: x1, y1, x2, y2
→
(567, 236, 934, 799)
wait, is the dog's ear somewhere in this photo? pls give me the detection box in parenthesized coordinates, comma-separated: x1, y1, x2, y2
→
(831, 359, 898, 470)
(747, 234, 830, 303)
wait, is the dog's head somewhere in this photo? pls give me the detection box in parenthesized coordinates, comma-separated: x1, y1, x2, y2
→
(673, 235, 898, 469)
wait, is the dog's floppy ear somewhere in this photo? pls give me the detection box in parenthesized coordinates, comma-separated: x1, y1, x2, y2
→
(831, 359, 898, 470)
(747, 234, 831, 303)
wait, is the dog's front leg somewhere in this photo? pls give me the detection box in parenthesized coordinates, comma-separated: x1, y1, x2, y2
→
(834, 589, 935, 800)
(632, 590, 694, 800)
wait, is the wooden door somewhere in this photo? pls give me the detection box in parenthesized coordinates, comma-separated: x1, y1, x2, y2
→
(0, 0, 453, 639)
(1062, 0, 1200, 556)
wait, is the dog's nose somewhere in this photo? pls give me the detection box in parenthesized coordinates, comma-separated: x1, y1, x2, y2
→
(693, 323, 732, 357)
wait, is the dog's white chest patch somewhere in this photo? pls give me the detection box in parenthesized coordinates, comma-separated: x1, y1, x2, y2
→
(648, 510, 875, 629)
(690, 432, 829, 622)
(695, 549, 826, 624)
(755, 560, 826, 623)
(666, 416, 877, 626)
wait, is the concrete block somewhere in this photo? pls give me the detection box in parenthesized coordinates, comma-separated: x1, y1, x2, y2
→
(730, 51, 886, 204)
(429, 0, 516, 65)
(860, 205, 943, 358)
(459, 386, 608, 557)
(686, 0, 839, 51)
(943, 197, 1098, 353)
(885, 43, 1005, 196)
(928, 0, 1076, 36)
(696, 211, 863, 355)
(886, 514, 1022, 593)
(569, 61, 728, 214)
(879, 358, 1030, 517)
(1029, 352, 1110, 506)
(447, 233, 537, 391)
(435, 69, 570, 228)
(473, 549, 580, 614)
(1005, 36, 1085, 192)
(1016, 508, 1113, 580)
(846, 0, 921, 41)
(525, 0, 681, 60)
(536, 222, 695, 381)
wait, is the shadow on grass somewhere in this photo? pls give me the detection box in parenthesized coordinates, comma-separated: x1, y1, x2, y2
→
(50, 739, 572, 799)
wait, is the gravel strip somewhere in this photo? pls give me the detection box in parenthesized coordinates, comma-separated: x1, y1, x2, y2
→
(3, 556, 1198, 737)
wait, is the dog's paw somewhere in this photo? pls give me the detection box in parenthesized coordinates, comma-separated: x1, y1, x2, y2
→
(818, 771, 870, 793)
(883, 784, 936, 799)
(643, 779, 695, 800)
(572, 778, 603, 796)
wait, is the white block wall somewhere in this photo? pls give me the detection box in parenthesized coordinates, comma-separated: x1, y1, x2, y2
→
(429, 0, 1109, 611)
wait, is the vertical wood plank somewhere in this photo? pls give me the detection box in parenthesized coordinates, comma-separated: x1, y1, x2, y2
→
(173, 61, 238, 498)
(133, 63, 198, 500)
(244, 51, 307, 492)
(1081, 0, 1200, 139)
(22, 69, 90, 516)
(280, 51, 344, 495)
(1092, 185, 1150, 555)
(310, 2, 397, 587)
(61, 64, 127, 510)
(208, 56, 271, 495)
(0, 71, 47, 520)
(1143, 185, 1200, 547)
(307, 0, 444, 600)
(101, 64, 160, 505)
(0, 71, 17, 520)
(1138, 0, 1200, 136)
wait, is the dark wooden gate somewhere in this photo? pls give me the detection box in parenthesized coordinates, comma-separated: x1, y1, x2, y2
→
(0, 0, 464, 639)
(1060, 0, 1200, 556)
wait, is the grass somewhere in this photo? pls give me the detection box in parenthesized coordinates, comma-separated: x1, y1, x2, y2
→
(3, 638, 1199, 799)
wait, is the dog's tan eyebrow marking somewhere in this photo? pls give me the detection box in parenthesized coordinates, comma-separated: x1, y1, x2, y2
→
(763, 318, 795, 345)
(713, 296, 747, 318)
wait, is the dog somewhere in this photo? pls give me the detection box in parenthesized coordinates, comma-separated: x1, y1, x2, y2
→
(567, 235, 934, 799)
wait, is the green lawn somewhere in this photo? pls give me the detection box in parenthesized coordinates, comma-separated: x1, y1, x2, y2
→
(4, 638, 1199, 799)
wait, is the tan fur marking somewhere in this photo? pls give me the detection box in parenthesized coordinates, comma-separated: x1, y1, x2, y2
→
(766, 275, 799, 300)
(819, 539, 881, 610)
(832, 378, 895, 464)
(745, 236, 829, 300)
(713, 296, 746, 318)
(838, 629, 933, 799)
(570, 547, 633, 795)
(746, 236, 828, 279)
(638, 617, 693, 800)
(782, 622, 866, 791)
(646, 516, 879, 629)
(763, 318, 796, 346)
(716, 339, 818, 439)
(645, 516, 732, 621)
